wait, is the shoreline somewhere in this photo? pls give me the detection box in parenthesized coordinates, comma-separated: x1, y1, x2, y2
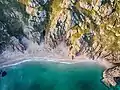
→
(0, 43, 114, 69)
(0, 53, 113, 69)
(0, 51, 112, 69)
(0, 56, 98, 69)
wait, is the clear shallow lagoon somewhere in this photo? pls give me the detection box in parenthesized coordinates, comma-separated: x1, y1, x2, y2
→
(0, 59, 119, 90)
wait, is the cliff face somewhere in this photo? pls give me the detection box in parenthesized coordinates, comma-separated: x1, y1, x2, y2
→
(0, 0, 50, 54)
(0, 0, 120, 87)
(48, 0, 120, 87)
(48, 0, 120, 60)
(47, 0, 120, 86)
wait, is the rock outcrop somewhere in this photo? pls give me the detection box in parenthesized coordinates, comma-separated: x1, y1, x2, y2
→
(46, 0, 120, 87)
(0, 0, 50, 53)
(102, 66, 120, 87)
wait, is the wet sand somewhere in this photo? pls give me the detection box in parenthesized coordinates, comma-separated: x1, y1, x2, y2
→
(0, 42, 113, 69)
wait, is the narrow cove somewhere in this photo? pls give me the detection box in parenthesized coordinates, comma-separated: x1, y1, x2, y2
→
(0, 59, 119, 90)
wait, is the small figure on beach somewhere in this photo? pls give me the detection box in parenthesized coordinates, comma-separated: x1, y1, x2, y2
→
(0, 70, 7, 77)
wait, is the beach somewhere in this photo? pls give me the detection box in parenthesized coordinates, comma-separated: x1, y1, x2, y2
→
(0, 51, 112, 70)
(0, 42, 89, 66)
(0, 45, 112, 69)
(0, 44, 117, 90)
(0, 58, 113, 90)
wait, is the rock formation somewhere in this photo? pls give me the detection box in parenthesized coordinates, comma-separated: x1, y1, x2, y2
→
(46, 0, 120, 86)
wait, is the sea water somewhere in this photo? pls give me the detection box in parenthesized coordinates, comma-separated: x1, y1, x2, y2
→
(0, 59, 119, 90)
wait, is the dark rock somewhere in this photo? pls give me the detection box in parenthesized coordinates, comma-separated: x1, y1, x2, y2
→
(1, 71, 7, 77)
(114, 77, 120, 85)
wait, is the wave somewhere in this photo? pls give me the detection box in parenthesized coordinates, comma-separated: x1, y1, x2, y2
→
(0, 57, 96, 69)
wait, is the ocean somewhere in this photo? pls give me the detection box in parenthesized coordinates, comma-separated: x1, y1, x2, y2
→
(0, 59, 119, 90)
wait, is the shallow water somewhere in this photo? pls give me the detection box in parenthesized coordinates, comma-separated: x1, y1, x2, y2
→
(0, 59, 119, 90)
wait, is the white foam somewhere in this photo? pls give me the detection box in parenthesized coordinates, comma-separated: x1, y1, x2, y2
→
(0, 57, 96, 68)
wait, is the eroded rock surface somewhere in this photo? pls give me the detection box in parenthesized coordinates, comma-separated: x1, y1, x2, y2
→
(46, 0, 120, 87)
(102, 66, 120, 87)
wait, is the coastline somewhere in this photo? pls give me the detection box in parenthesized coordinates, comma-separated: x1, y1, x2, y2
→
(0, 52, 114, 69)
(0, 43, 113, 69)
(0, 56, 96, 68)
(0, 51, 113, 69)
(0, 54, 112, 70)
(0, 43, 96, 68)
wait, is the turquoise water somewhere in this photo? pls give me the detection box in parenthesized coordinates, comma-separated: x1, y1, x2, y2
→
(0, 60, 119, 90)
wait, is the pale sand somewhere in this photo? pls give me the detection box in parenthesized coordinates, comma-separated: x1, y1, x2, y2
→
(0, 42, 113, 69)
(0, 56, 96, 68)
(0, 49, 94, 68)
(0, 52, 110, 69)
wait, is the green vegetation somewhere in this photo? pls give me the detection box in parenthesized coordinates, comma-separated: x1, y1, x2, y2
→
(50, 0, 63, 25)
(49, 0, 120, 60)
(19, 0, 120, 60)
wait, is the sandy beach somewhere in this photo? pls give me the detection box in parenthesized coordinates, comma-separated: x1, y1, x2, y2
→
(0, 43, 114, 69)
(0, 51, 111, 70)
(0, 47, 94, 68)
